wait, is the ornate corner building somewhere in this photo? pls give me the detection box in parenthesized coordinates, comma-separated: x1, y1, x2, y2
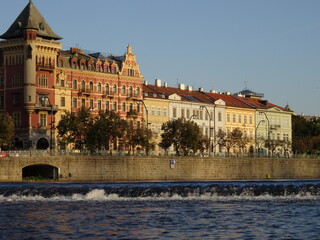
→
(0, 1, 144, 150)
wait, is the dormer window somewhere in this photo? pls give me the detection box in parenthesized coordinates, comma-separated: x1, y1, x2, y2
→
(72, 62, 76, 69)
(111, 66, 116, 74)
(88, 64, 92, 71)
(104, 65, 109, 73)
(96, 65, 101, 72)
(80, 63, 85, 70)
(128, 69, 134, 76)
(58, 59, 63, 67)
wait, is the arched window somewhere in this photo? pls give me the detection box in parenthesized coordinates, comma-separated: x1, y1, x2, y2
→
(105, 84, 109, 94)
(60, 80, 65, 87)
(128, 86, 133, 97)
(104, 65, 109, 73)
(121, 85, 126, 94)
(113, 101, 117, 111)
(122, 102, 126, 112)
(97, 83, 101, 92)
(112, 84, 117, 94)
(81, 81, 86, 91)
(89, 82, 94, 91)
(136, 87, 140, 96)
(72, 80, 77, 89)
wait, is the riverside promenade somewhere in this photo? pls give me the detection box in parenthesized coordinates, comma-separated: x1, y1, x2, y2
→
(0, 154, 319, 182)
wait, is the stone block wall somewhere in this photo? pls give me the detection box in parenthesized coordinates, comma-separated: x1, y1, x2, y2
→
(0, 156, 319, 182)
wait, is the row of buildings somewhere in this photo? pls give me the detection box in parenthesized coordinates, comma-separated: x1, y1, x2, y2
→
(0, 1, 293, 156)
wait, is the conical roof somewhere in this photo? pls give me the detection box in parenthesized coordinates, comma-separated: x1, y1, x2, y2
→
(0, 0, 62, 40)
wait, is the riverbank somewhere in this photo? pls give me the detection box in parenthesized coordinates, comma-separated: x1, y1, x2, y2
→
(0, 156, 319, 182)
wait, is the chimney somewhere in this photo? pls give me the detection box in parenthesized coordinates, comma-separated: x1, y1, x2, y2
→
(144, 80, 148, 85)
(179, 83, 185, 90)
(210, 89, 217, 93)
(187, 85, 193, 91)
(164, 82, 168, 88)
(155, 79, 161, 87)
(259, 100, 268, 105)
(198, 87, 204, 92)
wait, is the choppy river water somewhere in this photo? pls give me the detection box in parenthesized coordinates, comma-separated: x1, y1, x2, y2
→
(1, 180, 320, 239)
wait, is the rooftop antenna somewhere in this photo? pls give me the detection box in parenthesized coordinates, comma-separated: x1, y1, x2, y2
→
(243, 80, 248, 90)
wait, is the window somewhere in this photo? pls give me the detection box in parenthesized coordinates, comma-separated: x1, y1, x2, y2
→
(283, 133, 289, 142)
(72, 98, 77, 108)
(227, 114, 230, 122)
(89, 99, 94, 109)
(96, 65, 101, 72)
(250, 131, 253, 139)
(158, 107, 161, 117)
(104, 65, 109, 73)
(151, 107, 155, 116)
(105, 101, 110, 111)
(218, 112, 222, 122)
(249, 116, 253, 124)
(72, 80, 77, 89)
(244, 116, 247, 124)
(163, 107, 167, 117)
(136, 103, 140, 113)
(89, 82, 94, 91)
(72, 62, 76, 69)
(105, 84, 110, 94)
(186, 109, 189, 119)
(121, 85, 126, 94)
(122, 102, 126, 112)
(0, 95, 4, 108)
(60, 97, 65, 107)
(232, 114, 236, 123)
(112, 84, 117, 93)
(129, 103, 133, 111)
(81, 98, 85, 107)
(81, 81, 86, 91)
(97, 100, 101, 110)
(129, 86, 133, 97)
(199, 111, 203, 120)
(38, 74, 48, 86)
(80, 63, 85, 70)
(40, 113, 47, 127)
(13, 112, 21, 127)
(128, 69, 134, 76)
(60, 80, 65, 87)
(88, 64, 92, 71)
(238, 115, 242, 123)
(113, 101, 117, 111)
(97, 83, 101, 92)
(12, 93, 21, 107)
(173, 107, 177, 118)
(111, 66, 116, 74)
(136, 87, 140, 96)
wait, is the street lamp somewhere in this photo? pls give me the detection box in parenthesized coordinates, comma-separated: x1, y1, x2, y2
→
(136, 99, 150, 155)
(42, 96, 55, 153)
(200, 105, 212, 157)
(189, 114, 198, 121)
(259, 112, 270, 156)
(255, 119, 265, 157)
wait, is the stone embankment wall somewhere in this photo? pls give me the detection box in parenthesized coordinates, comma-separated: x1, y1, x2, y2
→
(0, 156, 319, 182)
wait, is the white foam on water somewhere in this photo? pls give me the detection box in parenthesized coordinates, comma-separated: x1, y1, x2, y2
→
(0, 189, 320, 202)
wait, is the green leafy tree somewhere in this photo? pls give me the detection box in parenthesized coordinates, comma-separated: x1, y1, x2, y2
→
(160, 118, 202, 156)
(57, 107, 92, 150)
(0, 113, 14, 149)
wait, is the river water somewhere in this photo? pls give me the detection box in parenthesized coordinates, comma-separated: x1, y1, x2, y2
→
(1, 180, 320, 239)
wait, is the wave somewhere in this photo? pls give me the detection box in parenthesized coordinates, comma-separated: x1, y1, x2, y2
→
(1, 181, 320, 202)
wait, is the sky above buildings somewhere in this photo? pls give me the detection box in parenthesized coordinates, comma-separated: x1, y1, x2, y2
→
(1, 0, 319, 116)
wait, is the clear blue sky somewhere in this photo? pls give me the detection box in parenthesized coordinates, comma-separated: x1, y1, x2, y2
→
(1, 0, 319, 116)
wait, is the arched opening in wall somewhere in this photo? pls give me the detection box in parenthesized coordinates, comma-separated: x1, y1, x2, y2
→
(11, 137, 24, 150)
(36, 138, 49, 150)
(22, 164, 59, 181)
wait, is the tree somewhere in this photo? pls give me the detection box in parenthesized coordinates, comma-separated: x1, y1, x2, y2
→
(0, 113, 14, 149)
(217, 128, 244, 157)
(87, 110, 127, 154)
(160, 118, 202, 156)
(57, 107, 92, 150)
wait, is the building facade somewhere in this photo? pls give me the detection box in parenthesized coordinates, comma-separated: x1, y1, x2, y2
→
(0, 1, 144, 150)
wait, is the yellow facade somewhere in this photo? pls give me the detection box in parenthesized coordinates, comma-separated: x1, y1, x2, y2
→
(225, 106, 256, 154)
(143, 97, 169, 156)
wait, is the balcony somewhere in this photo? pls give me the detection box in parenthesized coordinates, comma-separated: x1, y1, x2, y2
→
(270, 124, 281, 130)
(102, 91, 115, 98)
(127, 109, 139, 118)
(78, 88, 92, 96)
(34, 103, 58, 114)
(126, 94, 141, 100)
(36, 64, 55, 72)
